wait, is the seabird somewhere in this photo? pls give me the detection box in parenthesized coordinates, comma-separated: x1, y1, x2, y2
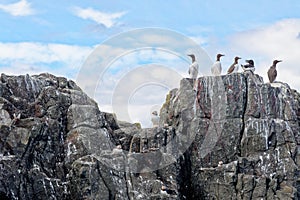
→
(227, 56, 241, 74)
(241, 59, 255, 72)
(268, 60, 282, 83)
(211, 53, 224, 76)
(187, 54, 199, 79)
(151, 111, 160, 127)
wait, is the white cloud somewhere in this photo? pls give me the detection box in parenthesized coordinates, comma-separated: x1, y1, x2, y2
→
(0, 42, 93, 78)
(229, 18, 300, 90)
(72, 6, 126, 28)
(74, 28, 214, 127)
(189, 36, 208, 46)
(0, 42, 93, 64)
(0, 0, 35, 16)
(82, 47, 187, 127)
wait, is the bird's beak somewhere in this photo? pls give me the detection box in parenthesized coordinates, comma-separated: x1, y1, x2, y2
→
(278, 60, 282, 62)
(221, 54, 225, 57)
(238, 57, 241, 59)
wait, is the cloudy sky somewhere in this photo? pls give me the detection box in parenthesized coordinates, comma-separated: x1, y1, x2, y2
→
(1, 0, 300, 127)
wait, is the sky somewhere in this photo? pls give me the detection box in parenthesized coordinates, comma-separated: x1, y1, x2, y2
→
(1, 0, 300, 127)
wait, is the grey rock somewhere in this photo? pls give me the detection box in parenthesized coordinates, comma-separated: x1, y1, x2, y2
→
(0, 72, 300, 200)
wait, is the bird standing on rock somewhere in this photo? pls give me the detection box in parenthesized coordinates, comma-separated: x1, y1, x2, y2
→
(188, 54, 199, 90)
(188, 54, 199, 79)
(151, 111, 160, 127)
(211, 53, 224, 76)
(227, 56, 241, 74)
(268, 60, 282, 83)
(241, 59, 255, 72)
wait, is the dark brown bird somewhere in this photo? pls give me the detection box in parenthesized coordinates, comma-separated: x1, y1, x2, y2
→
(227, 56, 241, 74)
(267, 60, 282, 83)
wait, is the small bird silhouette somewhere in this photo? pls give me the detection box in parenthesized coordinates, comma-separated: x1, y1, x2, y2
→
(268, 60, 282, 83)
(211, 53, 224, 76)
(227, 56, 241, 74)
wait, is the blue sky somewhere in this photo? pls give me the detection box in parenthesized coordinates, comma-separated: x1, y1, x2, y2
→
(2, 0, 300, 45)
(1, 0, 300, 126)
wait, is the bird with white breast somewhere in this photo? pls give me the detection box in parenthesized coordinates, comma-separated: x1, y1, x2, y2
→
(188, 54, 199, 79)
(227, 56, 241, 74)
(211, 53, 224, 76)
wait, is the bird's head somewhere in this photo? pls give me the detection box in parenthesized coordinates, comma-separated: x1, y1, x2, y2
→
(234, 56, 241, 63)
(188, 54, 196, 62)
(245, 59, 254, 65)
(273, 60, 282, 66)
(152, 111, 158, 116)
(235, 56, 241, 61)
(216, 54, 225, 61)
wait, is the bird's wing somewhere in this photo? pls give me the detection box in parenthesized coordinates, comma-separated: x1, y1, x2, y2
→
(227, 64, 235, 74)
(268, 68, 276, 83)
(243, 64, 250, 68)
(217, 62, 222, 71)
(272, 69, 277, 82)
(267, 68, 271, 81)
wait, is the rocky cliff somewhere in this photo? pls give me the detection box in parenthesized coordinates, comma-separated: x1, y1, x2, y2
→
(0, 72, 299, 199)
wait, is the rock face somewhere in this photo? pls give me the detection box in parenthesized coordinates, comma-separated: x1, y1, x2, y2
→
(0, 72, 299, 199)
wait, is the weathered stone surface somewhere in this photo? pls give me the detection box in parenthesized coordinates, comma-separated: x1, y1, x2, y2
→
(158, 72, 300, 199)
(0, 74, 125, 200)
(0, 72, 300, 200)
